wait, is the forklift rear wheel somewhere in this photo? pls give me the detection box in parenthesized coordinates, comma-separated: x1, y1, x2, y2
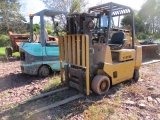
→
(5, 47, 12, 57)
(38, 65, 50, 77)
(92, 75, 110, 95)
(133, 70, 140, 82)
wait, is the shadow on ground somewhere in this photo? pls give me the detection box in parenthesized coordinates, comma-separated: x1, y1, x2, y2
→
(0, 72, 43, 92)
(0, 56, 20, 63)
(0, 80, 133, 120)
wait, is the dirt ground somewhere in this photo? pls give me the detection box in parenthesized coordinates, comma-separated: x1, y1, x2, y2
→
(0, 58, 160, 120)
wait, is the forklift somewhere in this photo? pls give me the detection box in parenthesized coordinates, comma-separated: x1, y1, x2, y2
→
(59, 2, 142, 95)
(19, 9, 67, 77)
(27, 3, 142, 115)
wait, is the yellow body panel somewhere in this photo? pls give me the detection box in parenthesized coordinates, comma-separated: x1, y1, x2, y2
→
(135, 46, 142, 70)
(103, 61, 135, 85)
(111, 49, 135, 61)
(105, 46, 112, 63)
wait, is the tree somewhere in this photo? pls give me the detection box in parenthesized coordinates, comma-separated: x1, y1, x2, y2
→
(42, 0, 87, 14)
(0, 0, 27, 34)
(138, 0, 160, 34)
(41, 0, 87, 30)
(121, 14, 146, 34)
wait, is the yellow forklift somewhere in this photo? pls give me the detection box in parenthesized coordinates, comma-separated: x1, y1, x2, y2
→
(59, 2, 142, 95)
(29, 3, 142, 115)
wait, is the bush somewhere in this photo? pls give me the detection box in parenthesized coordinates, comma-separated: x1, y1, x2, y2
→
(0, 35, 10, 47)
(47, 28, 52, 35)
(137, 32, 148, 40)
(153, 33, 160, 39)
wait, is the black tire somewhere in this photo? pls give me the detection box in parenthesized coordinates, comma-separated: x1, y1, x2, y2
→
(5, 47, 12, 57)
(38, 65, 50, 77)
(91, 75, 110, 95)
(133, 70, 140, 82)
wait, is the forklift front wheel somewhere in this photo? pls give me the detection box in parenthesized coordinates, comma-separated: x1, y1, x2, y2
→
(38, 65, 50, 77)
(133, 70, 140, 82)
(5, 47, 12, 58)
(92, 75, 110, 95)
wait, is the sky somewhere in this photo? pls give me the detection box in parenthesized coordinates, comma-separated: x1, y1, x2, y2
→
(87, 0, 145, 10)
(20, 0, 145, 23)
(20, 0, 45, 22)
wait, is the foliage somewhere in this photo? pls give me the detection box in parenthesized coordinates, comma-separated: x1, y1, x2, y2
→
(0, 47, 19, 57)
(138, 0, 160, 34)
(42, 0, 87, 14)
(0, 35, 10, 47)
(0, 47, 5, 56)
(44, 20, 54, 35)
(41, 0, 88, 30)
(69, 0, 87, 13)
(0, 0, 27, 34)
(153, 33, 160, 39)
(137, 32, 148, 40)
(122, 0, 160, 37)
(44, 20, 53, 29)
(24, 23, 41, 34)
(25, 20, 53, 35)
(47, 28, 52, 34)
(33, 24, 40, 34)
(121, 14, 146, 34)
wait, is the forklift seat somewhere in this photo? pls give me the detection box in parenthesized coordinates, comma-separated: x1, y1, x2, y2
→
(109, 31, 125, 50)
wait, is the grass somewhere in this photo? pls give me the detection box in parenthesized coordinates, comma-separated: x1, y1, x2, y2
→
(83, 102, 116, 120)
(0, 47, 20, 57)
(0, 103, 18, 113)
(4, 91, 11, 97)
(156, 38, 160, 41)
(82, 83, 143, 120)
(0, 47, 5, 56)
(43, 76, 61, 92)
(83, 90, 123, 120)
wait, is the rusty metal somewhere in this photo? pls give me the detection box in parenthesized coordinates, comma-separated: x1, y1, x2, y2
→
(8, 31, 29, 53)
(141, 44, 160, 62)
